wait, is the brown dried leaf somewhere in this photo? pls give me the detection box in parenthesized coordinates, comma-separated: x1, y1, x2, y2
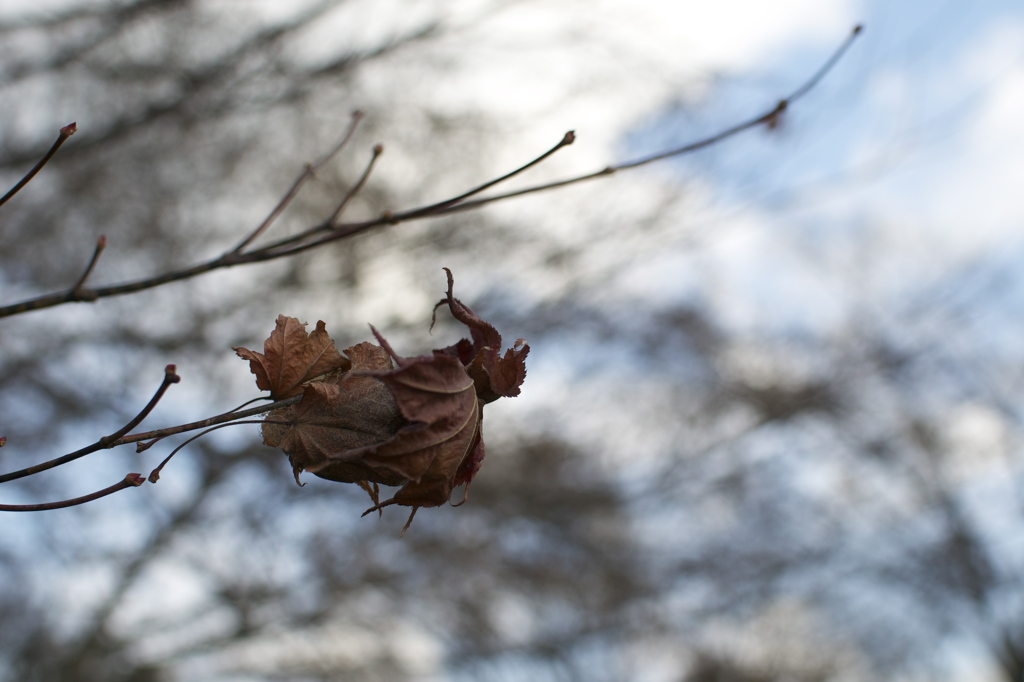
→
(267, 331, 482, 510)
(249, 270, 527, 531)
(234, 315, 350, 399)
(262, 342, 408, 485)
(354, 327, 482, 508)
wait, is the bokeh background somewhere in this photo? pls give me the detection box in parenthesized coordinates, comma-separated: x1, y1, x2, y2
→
(3, 1, 1024, 680)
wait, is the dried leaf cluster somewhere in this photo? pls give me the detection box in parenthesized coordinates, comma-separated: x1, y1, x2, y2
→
(234, 269, 528, 530)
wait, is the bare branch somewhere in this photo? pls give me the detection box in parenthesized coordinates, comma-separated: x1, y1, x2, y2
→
(0, 364, 180, 484)
(443, 24, 866, 210)
(398, 130, 576, 220)
(0, 473, 144, 512)
(615, 24, 863, 170)
(231, 110, 365, 253)
(0, 122, 77, 209)
(328, 143, 384, 226)
(68, 234, 107, 298)
(0, 26, 863, 319)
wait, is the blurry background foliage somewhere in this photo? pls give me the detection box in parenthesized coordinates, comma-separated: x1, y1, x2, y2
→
(3, 1, 1024, 681)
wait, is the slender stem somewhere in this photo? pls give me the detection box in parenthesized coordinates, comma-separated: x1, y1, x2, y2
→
(249, 132, 573, 257)
(147, 420, 264, 483)
(328, 144, 383, 226)
(0, 365, 180, 484)
(240, 131, 580, 260)
(398, 130, 575, 219)
(69, 234, 107, 297)
(787, 24, 862, 102)
(0, 473, 144, 512)
(227, 396, 277, 413)
(128, 395, 300, 451)
(0, 122, 77, 208)
(187, 25, 864, 263)
(616, 24, 863, 170)
(387, 26, 868, 213)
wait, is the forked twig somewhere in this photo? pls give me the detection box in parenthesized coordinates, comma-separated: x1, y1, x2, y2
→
(230, 110, 365, 253)
(0, 122, 77, 209)
(0, 386, 298, 510)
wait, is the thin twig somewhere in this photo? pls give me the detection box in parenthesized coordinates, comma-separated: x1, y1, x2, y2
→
(129, 395, 300, 451)
(69, 234, 107, 297)
(443, 24, 867, 210)
(0, 27, 863, 319)
(147, 420, 264, 483)
(787, 24, 862, 102)
(230, 110, 365, 253)
(615, 24, 863, 170)
(0, 365, 180, 484)
(399, 130, 575, 219)
(240, 132, 570, 256)
(0, 472, 144, 512)
(0, 122, 77, 209)
(328, 144, 384, 226)
(241, 130, 580, 259)
(228, 396, 278, 412)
